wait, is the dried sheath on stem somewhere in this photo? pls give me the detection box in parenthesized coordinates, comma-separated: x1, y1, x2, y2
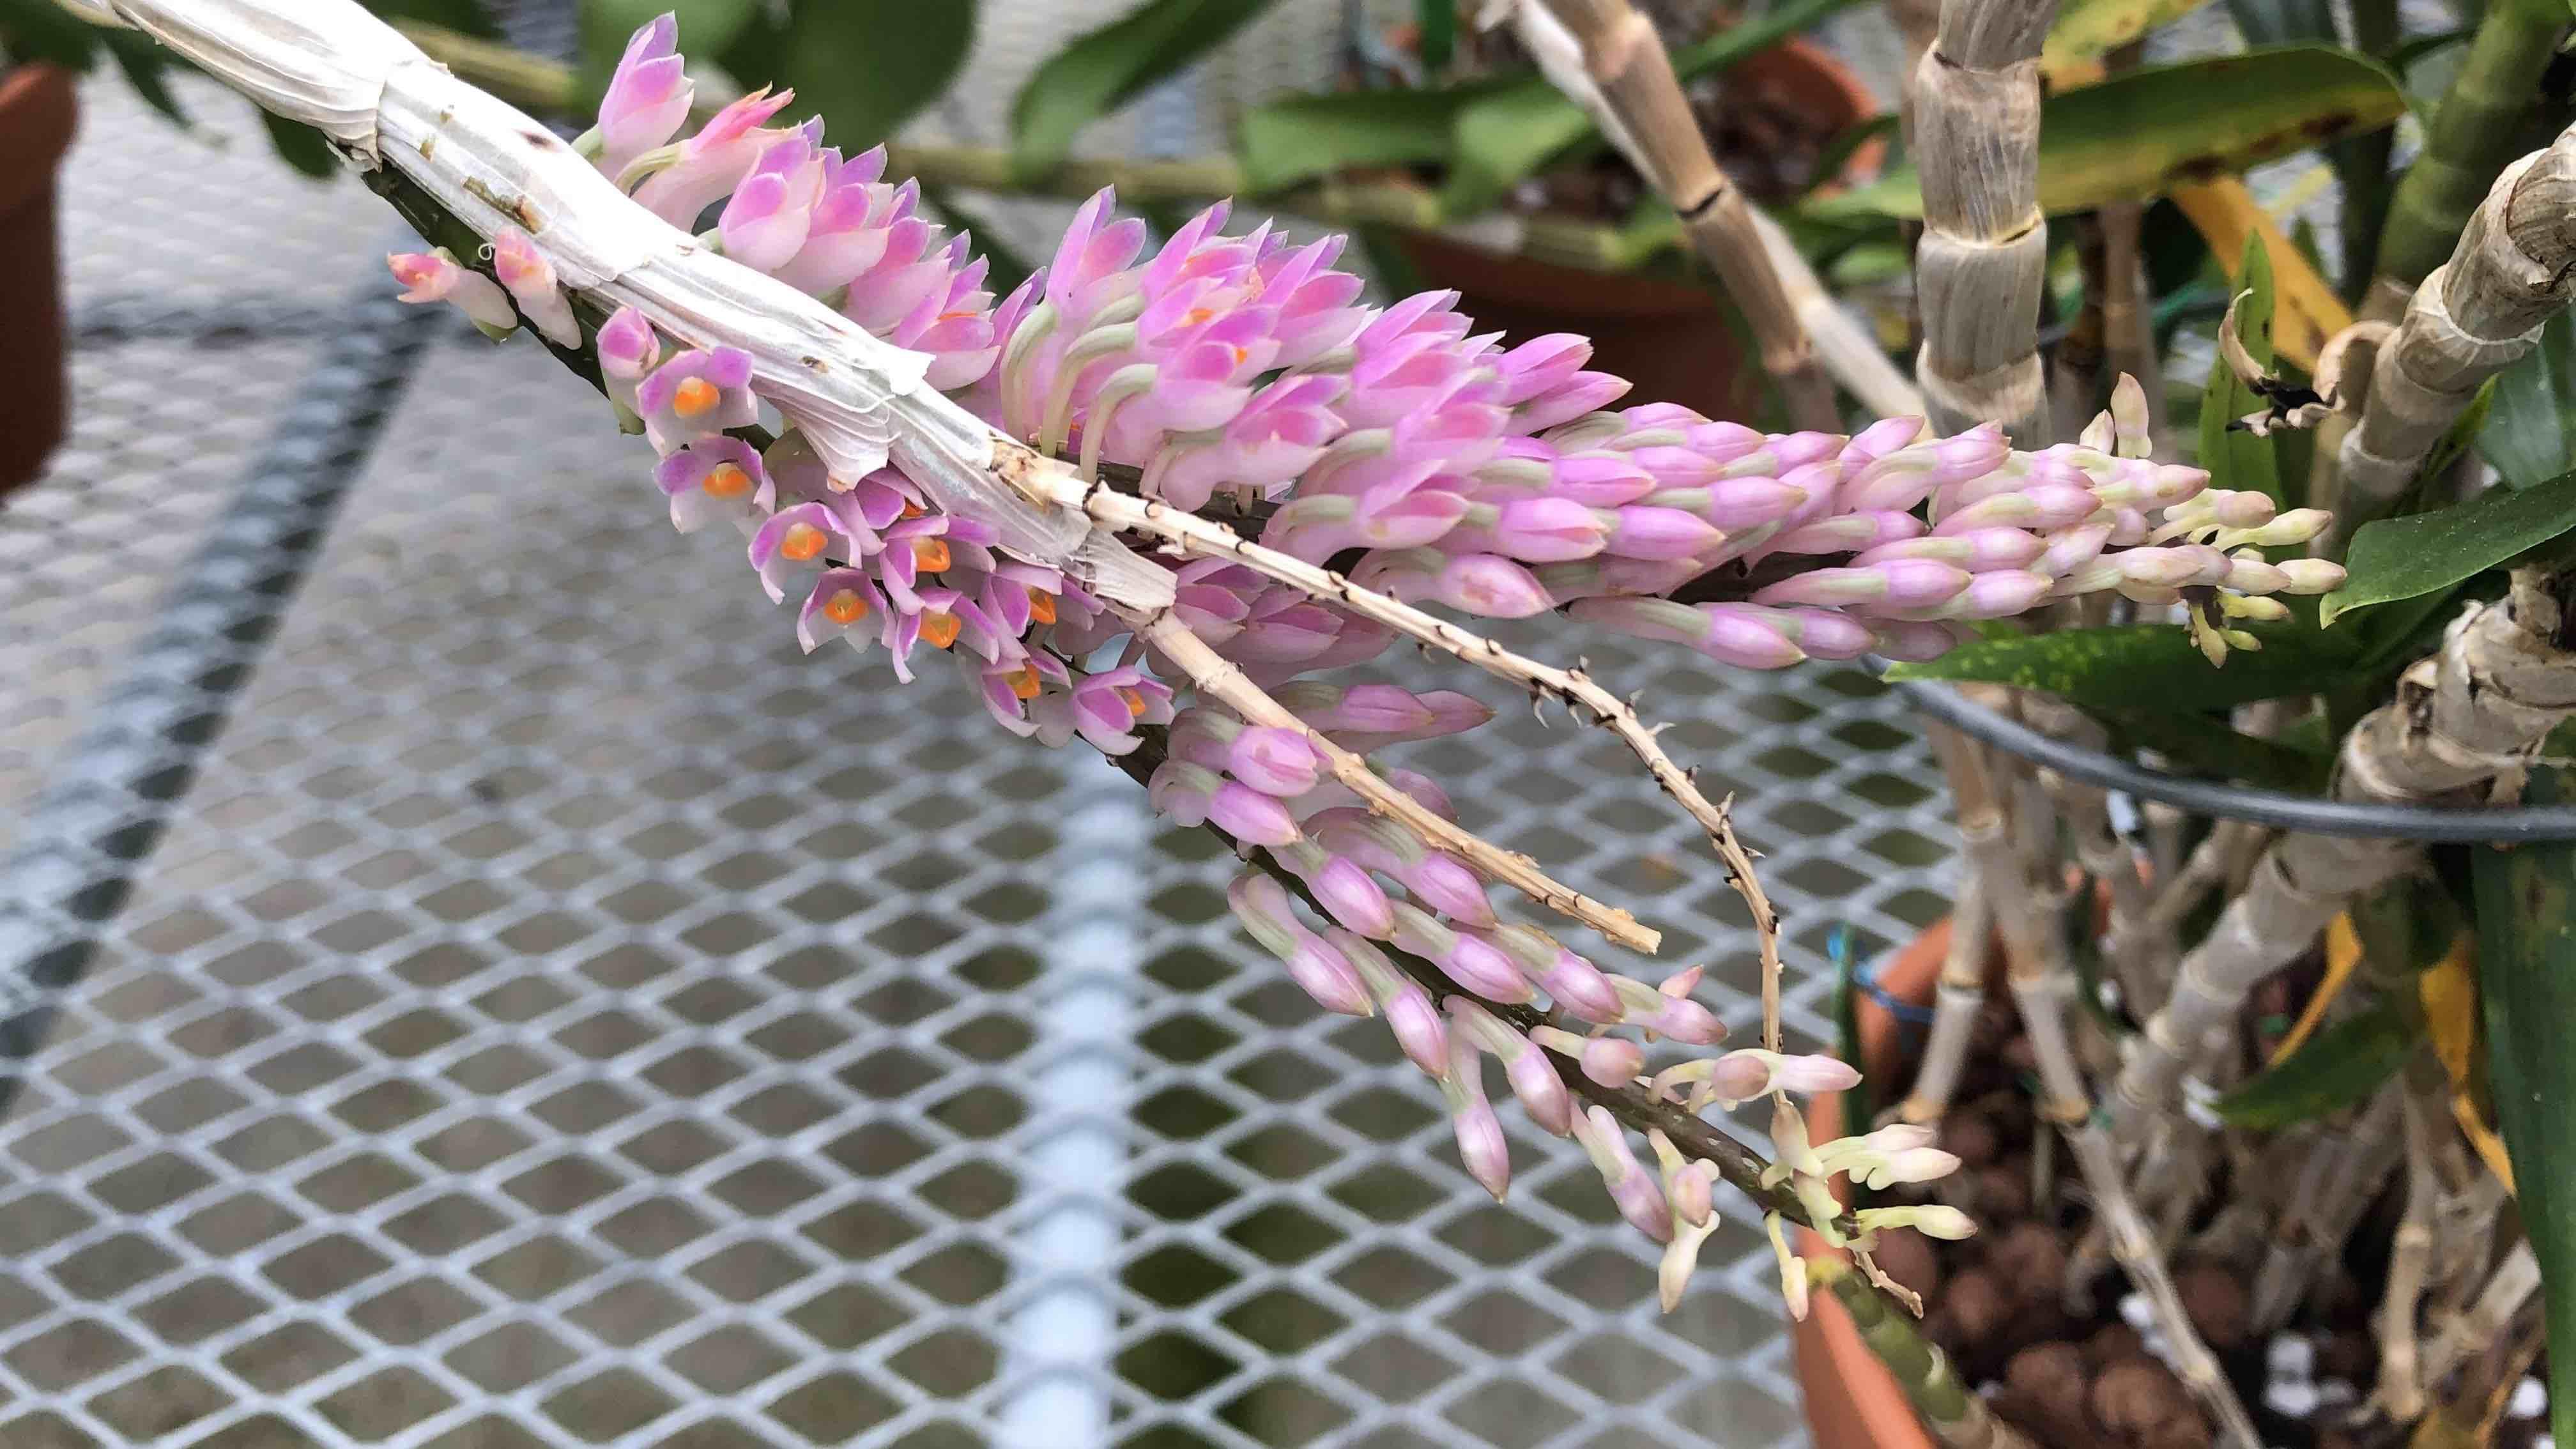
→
(1910, 0, 2058, 441)
(1535, 0, 1841, 429)
(2112, 568, 2576, 1145)
(2337, 119, 2576, 539)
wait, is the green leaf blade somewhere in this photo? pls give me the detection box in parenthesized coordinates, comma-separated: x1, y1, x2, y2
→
(1813, 46, 2406, 220)
(1883, 620, 2366, 715)
(2213, 1002, 2415, 1130)
(2196, 233, 2285, 506)
(2477, 767, 2576, 1449)
(762, 0, 980, 153)
(1238, 86, 1478, 194)
(1011, 0, 1282, 183)
(2320, 470, 2576, 627)
(2478, 312, 2576, 490)
(1440, 0, 1865, 216)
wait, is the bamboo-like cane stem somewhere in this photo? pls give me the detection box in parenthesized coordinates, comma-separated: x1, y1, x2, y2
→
(1816, 1259, 2041, 1449)
(1535, 0, 1841, 429)
(2248, 1087, 2405, 1329)
(1897, 875, 1991, 1124)
(2112, 569, 2576, 1143)
(2336, 120, 2576, 544)
(1910, 0, 2058, 440)
(1938, 721, 2263, 1447)
(2372, 1063, 2448, 1423)
(2372, 0, 2570, 296)
(2422, 1240, 2540, 1389)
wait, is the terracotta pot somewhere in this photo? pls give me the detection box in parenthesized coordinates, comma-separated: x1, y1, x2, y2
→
(1791, 916, 1951, 1449)
(0, 64, 78, 496)
(1396, 36, 1882, 422)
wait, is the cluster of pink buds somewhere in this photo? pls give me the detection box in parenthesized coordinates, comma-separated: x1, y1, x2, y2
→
(375, 13, 2334, 1314)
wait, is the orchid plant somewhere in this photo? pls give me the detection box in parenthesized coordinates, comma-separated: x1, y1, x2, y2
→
(376, 5, 2349, 1339)
(49, 0, 2576, 1446)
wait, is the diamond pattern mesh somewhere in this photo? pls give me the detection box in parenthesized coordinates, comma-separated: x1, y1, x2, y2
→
(0, 49, 1961, 1449)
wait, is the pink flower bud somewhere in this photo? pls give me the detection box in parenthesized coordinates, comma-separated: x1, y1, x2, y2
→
(1574, 1107, 1671, 1243)
(1436, 555, 1551, 618)
(1149, 761, 1222, 827)
(1580, 1035, 1645, 1088)
(1399, 850, 1493, 927)
(387, 249, 516, 335)
(1208, 782, 1300, 846)
(596, 306, 661, 383)
(1536, 948, 1625, 1025)
(487, 227, 581, 348)
(1491, 497, 1609, 562)
(1608, 505, 1727, 561)
(595, 14, 694, 179)
(1284, 936, 1373, 1016)
(1228, 726, 1322, 798)
(1296, 849, 1394, 939)
(1439, 1038, 1512, 1200)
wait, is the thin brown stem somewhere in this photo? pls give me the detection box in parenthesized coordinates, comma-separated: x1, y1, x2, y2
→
(1534, 0, 1839, 429)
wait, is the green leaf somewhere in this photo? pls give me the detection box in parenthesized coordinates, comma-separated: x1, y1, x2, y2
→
(1417, 0, 1455, 74)
(1884, 618, 2372, 714)
(0, 0, 105, 70)
(1441, 0, 1866, 216)
(2100, 707, 2332, 792)
(2213, 1001, 2415, 1128)
(2320, 470, 2576, 626)
(101, 32, 190, 127)
(2476, 765, 2576, 1449)
(259, 112, 342, 180)
(1011, 0, 1282, 182)
(1811, 47, 2406, 219)
(1829, 927, 1874, 1191)
(2043, 0, 2216, 73)
(2479, 312, 2576, 490)
(2196, 233, 2285, 505)
(1238, 85, 1486, 193)
(761, 1, 979, 152)
(578, 0, 757, 98)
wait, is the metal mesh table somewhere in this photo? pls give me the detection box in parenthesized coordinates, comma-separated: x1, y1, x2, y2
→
(0, 51, 1959, 1449)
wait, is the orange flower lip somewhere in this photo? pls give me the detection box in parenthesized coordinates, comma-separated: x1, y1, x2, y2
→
(1006, 666, 1041, 700)
(920, 612, 962, 649)
(701, 463, 752, 498)
(779, 522, 828, 562)
(1027, 588, 1059, 625)
(912, 539, 952, 573)
(671, 376, 721, 417)
(820, 588, 867, 625)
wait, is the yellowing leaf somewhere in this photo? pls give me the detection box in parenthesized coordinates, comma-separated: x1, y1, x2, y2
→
(2420, 930, 2515, 1193)
(2421, 931, 2478, 1087)
(2269, 912, 2363, 1064)
(2041, 0, 2214, 82)
(2168, 177, 2352, 371)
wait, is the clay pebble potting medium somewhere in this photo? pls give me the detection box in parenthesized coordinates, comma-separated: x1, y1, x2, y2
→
(0, 63, 77, 496)
(1399, 37, 1882, 422)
